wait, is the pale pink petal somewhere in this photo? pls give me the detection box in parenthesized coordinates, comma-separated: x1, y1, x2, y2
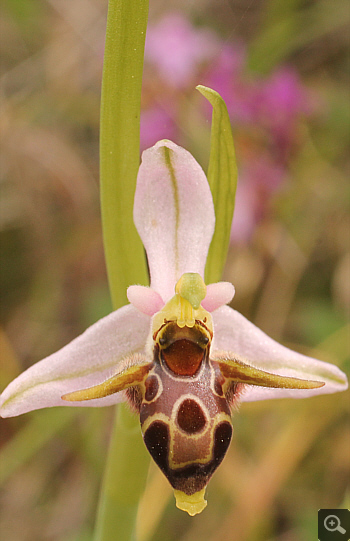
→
(212, 306, 348, 401)
(134, 140, 215, 302)
(0, 306, 151, 417)
(127, 285, 164, 316)
(202, 282, 235, 312)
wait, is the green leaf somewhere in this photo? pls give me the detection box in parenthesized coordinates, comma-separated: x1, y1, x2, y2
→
(100, 0, 149, 309)
(197, 86, 238, 284)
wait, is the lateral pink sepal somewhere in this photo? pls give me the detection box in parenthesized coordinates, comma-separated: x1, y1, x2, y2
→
(127, 285, 165, 316)
(212, 305, 348, 401)
(202, 282, 235, 312)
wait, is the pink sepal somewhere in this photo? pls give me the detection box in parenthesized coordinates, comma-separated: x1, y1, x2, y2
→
(127, 285, 165, 316)
(0, 305, 151, 417)
(212, 306, 348, 401)
(202, 282, 235, 312)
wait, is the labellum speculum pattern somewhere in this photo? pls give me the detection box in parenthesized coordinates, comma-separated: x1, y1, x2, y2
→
(63, 273, 324, 515)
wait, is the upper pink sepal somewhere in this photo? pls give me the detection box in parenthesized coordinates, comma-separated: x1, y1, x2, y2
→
(127, 285, 164, 316)
(202, 282, 235, 312)
(0, 305, 151, 418)
(212, 305, 348, 400)
(133, 140, 215, 302)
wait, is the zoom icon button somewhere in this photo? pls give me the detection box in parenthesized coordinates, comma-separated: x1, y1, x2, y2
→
(318, 509, 350, 541)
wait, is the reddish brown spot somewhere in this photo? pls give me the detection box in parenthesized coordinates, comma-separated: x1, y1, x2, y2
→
(177, 398, 207, 434)
(162, 339, 204, 376)
(213, 422, 232, 464)
(143, 421, 169, 473)
(145, 375, 159, 402)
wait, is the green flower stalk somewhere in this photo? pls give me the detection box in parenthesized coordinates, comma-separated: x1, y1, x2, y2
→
(98, 1, 149, 539)
(100, 0, 149, 306)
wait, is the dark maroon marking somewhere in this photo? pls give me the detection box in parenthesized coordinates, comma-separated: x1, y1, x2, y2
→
(213, 422, 232, 465)
(143, 419, 233, 496)
(140, 400, 158, 426)
(176, 399, 206, 434)
(167, 421, 232, 495)
(144, 375, 159, 402)
(163, 421, 231, 495)
(143, 421, 169, 473)
(167, 465, 211, 495)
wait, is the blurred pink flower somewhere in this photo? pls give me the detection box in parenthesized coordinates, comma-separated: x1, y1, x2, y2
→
(145, 14, 218, 89)
(231, 157, 285, 243)
(253, 68, 312, 158)
(203, 44, 253, 123)
(142, 14, 315, 243)
(257, 68, 311, 121)
(140, 106, 177, 150)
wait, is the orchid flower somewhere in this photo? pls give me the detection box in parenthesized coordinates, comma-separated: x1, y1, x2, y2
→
(0, 140, 347, 516)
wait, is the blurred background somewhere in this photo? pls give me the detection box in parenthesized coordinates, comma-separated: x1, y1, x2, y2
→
(0, 0, 349, 540)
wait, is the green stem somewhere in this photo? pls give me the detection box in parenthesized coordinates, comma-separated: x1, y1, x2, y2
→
(100, 0, 149, 307)
(96, 1, 150, 540)
(93, 404, 150, 541)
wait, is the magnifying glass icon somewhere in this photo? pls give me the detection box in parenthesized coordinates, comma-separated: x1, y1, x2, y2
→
(324, 515, 346, 534)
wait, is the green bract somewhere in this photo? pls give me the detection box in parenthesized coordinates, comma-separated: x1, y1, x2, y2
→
(197, 86, 238, 284)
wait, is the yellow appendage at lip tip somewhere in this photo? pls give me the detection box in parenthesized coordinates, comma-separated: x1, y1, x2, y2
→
(174, 488, 207, 516)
